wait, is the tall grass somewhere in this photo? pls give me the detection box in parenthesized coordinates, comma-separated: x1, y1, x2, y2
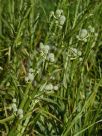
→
(0, 0, 102, 135)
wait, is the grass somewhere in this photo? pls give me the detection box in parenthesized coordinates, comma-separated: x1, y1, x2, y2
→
(0, 0, 102, 135)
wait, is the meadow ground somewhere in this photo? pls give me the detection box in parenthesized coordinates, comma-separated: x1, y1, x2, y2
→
(0, 0, 102, 135)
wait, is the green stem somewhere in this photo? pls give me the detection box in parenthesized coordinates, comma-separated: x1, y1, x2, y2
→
(0, 115, 15, 124)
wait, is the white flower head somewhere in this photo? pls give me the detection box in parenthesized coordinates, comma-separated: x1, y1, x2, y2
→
(43, 45, 50, 54)
(28, 73, 34, 81)
(79, 57, 83, 62)
(48, 53, 55, 62)
(50, 11, 54, 17)
(40, 42, 44, 49)
(12, 103, 17, 112)
(50, 76, 55, 80)
(95, 33, 98, 37)
(18, 109, 23, 115)
(79, 29, 88, 39)
(71, 48, 78, 54)
(70, 47, 82, 57)
(77, 51, 82, 56)
(56, 9, 63, 17)
(59, 15, 66, 25)
(17, 109, 24, 119)
(29, 68, 34, 73)
(55, 20, 59, 24)
(40, 43, 50, 54)
(19, 114, 23, 119)
(25, 76, 29, 82)
(53, 86, 59, 91)
(45, 83, 53, 90)
(12, 98, 16, 103)
(25, 73, 34, 82)
(88, 25, 95, 33)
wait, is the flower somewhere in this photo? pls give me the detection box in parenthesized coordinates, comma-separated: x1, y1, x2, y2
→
(79, 57, 83, 61)
(70, 48, 82, 56)
(45, 84, 53, 90)
(18, 109, 23, 115)
(59, 15, 66, 25)
(48, 53, 55, 62)
(88, 25, 95, 33)
(53, 86, 58, 91)
(50, 76, 55, 80)
(40, 43, 50, 54)
(79, 29, 88, 39)
(77, 29, 88, 42)
(18, 109, 23, 119)
(12, 103, 17, 112)
(0, 66, 3, 70)
(12, 98, 16, 103)
(28, 73, 34, 81)
(40, 42, 44, 49)
(56, 9, 63, 17)
(50, 11, 54, 17)
(44, 45, 50, 54)
(25, 76, 29, 82)
(95, 33, 98, 37)
(29, 68, 34, 73)
(19, 114, 23, 119)
(25, 72, 34, 82)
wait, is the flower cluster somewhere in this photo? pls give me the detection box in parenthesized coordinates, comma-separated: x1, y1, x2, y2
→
(11, 98, 17, 112)
(11, 98, 24, 119)
(40, 42, 55, 63)
(17, 109, 23, 119)
(77, 29, 88, 42)
(70, 47, 82, 57)
(77, 25, 96, 42)
(25, 68, 34, 82)
(47, 53, 55, 62)
(69, 47, 82, 61)
(55, 9, 63, 18)
(45, 83, 58, 91)
(55, 9, 66, 26)
(88, 25, 95, 33)
(40, 43, 50, 55)
(50, 9, 66, 27)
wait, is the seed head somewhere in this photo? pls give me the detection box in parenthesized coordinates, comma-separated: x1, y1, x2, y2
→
(59, 15, 66, 25)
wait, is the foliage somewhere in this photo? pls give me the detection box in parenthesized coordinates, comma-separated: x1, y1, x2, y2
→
(0, 0, 102, 135)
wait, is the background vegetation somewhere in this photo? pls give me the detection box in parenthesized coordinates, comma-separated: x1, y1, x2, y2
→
(0, 0, 102, 135)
